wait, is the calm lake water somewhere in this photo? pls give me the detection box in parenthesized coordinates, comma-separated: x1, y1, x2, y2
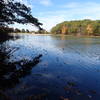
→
(1, 34, 100, 100)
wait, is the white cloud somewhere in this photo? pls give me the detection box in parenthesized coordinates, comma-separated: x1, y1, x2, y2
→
(40, 0, 52, 6)
(62, 2, 100, 9)
(36, 2, 100, 31)
(39, 15, 65, 31)
(16, 0, 53, 7)
(63, 2, 80, 8)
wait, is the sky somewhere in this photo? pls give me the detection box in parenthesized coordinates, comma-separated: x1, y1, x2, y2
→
(14, 0, 100, 31)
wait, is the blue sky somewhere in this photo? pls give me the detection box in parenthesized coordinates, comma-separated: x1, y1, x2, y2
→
(15, 0, 100, 31)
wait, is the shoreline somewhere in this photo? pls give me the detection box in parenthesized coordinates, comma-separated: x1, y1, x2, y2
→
(9, 33, 100, 38)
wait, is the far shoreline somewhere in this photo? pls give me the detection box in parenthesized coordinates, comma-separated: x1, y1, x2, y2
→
(10, 32, 100, 38)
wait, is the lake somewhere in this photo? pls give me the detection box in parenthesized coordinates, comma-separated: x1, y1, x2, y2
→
(0, 34, 100, 100)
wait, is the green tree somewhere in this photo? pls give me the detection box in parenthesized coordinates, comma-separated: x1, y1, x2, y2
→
(22, 29, 25, 33)
(51, 19, 100, 36)
(26, 29, 30, 33)
(15, 28, 21, 33)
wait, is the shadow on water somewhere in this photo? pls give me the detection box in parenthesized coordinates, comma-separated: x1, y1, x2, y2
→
(0, 52, 42, 89)
(0, 34, 43, 100)
(0, 32, 21, 43)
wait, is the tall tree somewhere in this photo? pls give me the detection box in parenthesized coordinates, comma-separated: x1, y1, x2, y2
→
(0, 0, 43, 30)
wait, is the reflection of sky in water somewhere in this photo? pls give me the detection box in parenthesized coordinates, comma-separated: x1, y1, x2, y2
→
(8, 35, 100, 64)
(5, 34, 100, 100)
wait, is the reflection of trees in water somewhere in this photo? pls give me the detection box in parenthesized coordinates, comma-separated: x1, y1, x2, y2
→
(0, 42, 42, 90)
(0, 32, 21, 43)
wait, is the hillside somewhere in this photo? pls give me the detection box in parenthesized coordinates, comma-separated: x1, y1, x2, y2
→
(51, 19, 100, 36)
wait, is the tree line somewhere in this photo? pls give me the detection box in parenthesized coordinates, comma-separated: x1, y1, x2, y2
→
(0, 26, 49, 35)
(51, 19, 100, 36)
(0, 26, 31, 33)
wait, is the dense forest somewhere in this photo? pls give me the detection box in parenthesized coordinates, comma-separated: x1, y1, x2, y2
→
(51, 19, 100, 36)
